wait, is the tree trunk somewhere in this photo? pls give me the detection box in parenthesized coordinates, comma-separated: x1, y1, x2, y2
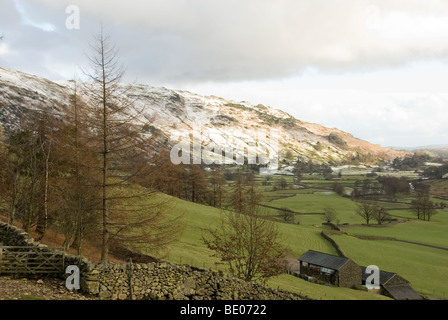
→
(101, 39, 109, 261)
(36, 147, 50, 239)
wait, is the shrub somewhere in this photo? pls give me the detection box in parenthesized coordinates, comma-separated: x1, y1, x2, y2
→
(328, 133, 347, 149)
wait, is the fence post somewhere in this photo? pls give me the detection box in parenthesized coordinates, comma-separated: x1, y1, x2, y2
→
(127, 258, 134, 300)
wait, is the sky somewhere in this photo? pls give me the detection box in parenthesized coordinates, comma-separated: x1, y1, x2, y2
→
(0, 0, 448, 148)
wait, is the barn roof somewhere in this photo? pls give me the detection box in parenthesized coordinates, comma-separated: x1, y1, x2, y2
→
(361, 267, 397, 285)
(298, 250, 349, 271)
(383, 284, 423, 300)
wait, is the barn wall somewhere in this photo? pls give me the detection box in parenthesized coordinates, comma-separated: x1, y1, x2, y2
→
(337, 260, 361, 288)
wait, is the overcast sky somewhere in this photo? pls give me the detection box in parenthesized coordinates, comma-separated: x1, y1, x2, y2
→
(1, 0, 448, 148)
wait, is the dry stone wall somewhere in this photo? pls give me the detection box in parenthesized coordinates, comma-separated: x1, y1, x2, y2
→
(76, 260, 308, 300)
(320, 230, 347, 258)
(0, 221, 43, 247)
(0, 221, 309, 300)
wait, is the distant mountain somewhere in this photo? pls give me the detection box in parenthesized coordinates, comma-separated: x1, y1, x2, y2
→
(389, 145, 448, 151)
(0, 67, 406, 165)
(389, 145, 448, 158)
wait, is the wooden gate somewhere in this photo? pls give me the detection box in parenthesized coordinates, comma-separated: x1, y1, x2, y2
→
(0, 246, 65, 275)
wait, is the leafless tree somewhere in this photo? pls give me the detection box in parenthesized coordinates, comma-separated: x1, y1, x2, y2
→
(411, 183, 437, 221)
(0, 133, 21, 226)
(203, 208, 287, 283)
(372, 206, 390, 225)
(187, 165, 207, 203)
(278, 207, 294, 223)
(322, 207, 338, 223)
(228, 172, 246, 213)
(278, 177, 287, 190)
(49, 80, 101, 254)
(209, 169, 226, 208)
(203, 176, 286, 283)
(332, 182, 344, 196)
(355, 201, 375, 225)
(34, 112, 54, 239)
(82, 26, 180, 260)
(7, 121, 42, 232)
(228, 172, 262, 214)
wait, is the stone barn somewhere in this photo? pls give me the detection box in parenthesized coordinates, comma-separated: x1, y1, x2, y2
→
(361, 267, 422, 300)
(298, 250, 361, 288)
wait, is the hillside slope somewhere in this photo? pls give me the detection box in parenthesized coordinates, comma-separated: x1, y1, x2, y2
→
(0, 67, 405, 165)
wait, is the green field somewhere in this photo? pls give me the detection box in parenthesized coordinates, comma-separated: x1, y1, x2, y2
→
(261, 176, 448, 299)
(147, 193, 337, 268)
(140, 193, 395, 300)
(268, 274, 392, 300)
(344, 210, 448, 248)
(329, 234, 448, 299)
(137, 172, 448, 300)
(264, 192, 364, 225)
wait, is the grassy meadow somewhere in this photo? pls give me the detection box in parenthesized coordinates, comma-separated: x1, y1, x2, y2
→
(144, 193, 338, 269)
(137, 170, 448, 300)
(329, 234, 448, 299)
(344, 211, 448, 248)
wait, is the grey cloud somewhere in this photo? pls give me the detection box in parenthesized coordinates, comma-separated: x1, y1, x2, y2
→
(125, 0, 448, 82)
(3, 0, 448, 84)
(2, 0, 448, 148)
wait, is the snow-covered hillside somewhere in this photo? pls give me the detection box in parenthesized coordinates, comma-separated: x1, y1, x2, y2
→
(0, 67, 405, 166)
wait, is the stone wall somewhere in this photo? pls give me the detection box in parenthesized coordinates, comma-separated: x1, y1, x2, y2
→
(0, 221, 42, 247)
(320, 230, 347, 258)
(0, 221, 309, 300)
(75, 260, 308, 300)
(353, 235, 396, 241)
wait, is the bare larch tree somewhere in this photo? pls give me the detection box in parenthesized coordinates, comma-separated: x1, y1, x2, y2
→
(83, 26, 180, 261)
